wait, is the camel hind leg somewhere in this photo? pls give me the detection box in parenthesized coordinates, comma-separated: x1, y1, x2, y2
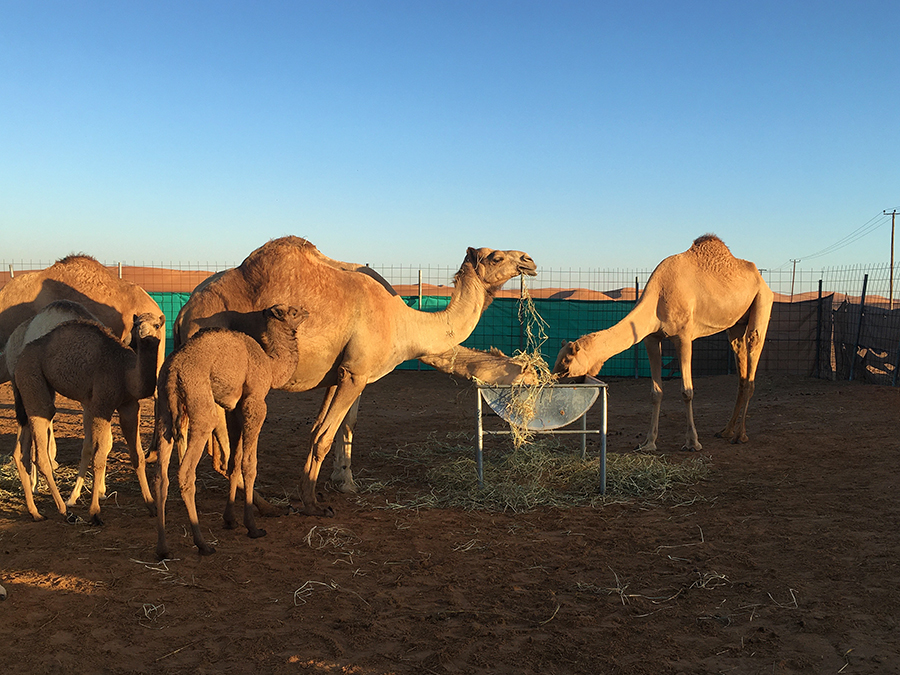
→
(719, 301, 772, 444)
(155, 428, 176, 560)
(179, 423, 218, 555)
(27, 417, 69, 520)
(118, 399, 155, 516)
(12, 421, 46, 521)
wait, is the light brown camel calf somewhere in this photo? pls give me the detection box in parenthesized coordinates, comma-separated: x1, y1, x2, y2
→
(12, 312, 165, 524)
(4, 300, 100, 490)
(155, 304, 307, 559)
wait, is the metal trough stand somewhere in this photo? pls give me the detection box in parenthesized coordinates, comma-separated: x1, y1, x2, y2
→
(476, 374, 608, 493)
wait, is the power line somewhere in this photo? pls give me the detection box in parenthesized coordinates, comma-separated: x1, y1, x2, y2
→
(800, 211, 891, 261)
(775, 210, 896, 270)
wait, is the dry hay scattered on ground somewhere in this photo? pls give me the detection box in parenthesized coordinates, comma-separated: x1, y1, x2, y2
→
(1, 371, 899, 674)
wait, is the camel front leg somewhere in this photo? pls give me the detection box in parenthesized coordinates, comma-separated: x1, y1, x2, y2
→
(300, 369, 367, 516)
(671, 336, 702, 452)
(118, 400, 155, 515)
(237, 396, 268, 539)
(220, 407, 281, 518)
(66, 412, 95, 507)
(637, 336, 664, 452)
(330, 396, 360, 493)
(87, 416, 115, 526)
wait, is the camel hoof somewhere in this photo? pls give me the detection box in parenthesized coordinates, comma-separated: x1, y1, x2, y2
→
(247, 528, 267, 539)
(156, 549, 170, 562)
(680, 445, 698, 452)
(90, 514, 104, 526)
(30, 512, 47, 523)
(65, 512, 80, 525)
(198, 544, 216, 556)
(145, 504, 157, 518)
(223, 519, 238, 530)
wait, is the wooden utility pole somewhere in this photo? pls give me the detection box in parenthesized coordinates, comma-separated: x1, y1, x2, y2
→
(885, 209, 896, 310)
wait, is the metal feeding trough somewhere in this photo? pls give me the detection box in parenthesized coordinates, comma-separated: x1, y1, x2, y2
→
(475, 374, 608, 493)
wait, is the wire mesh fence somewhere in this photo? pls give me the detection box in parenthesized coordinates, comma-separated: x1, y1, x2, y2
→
(2, 259, 899, 385)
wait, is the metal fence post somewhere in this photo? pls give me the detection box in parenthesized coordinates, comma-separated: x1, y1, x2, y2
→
(814, 279, 823, 379)
(849, 274, 868, 382)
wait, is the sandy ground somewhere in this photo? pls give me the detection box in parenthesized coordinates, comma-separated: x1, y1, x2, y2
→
(1, 371, 898, 675)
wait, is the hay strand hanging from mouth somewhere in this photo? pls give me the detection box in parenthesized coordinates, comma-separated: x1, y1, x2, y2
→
(499, 277, 555, 447)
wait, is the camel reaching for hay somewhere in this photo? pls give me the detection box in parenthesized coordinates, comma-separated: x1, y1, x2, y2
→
(155, 304, 308, 559)
(174, 237, 537, 516)
(554, 235, 773, 451)
(12, 312, 165, 524)
(4, 300, 100, 489)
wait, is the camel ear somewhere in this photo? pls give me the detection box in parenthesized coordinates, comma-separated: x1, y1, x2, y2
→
(465, 247, 481, 266)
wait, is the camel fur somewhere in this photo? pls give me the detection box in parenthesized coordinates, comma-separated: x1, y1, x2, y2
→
(4, 300, 101, 489)
(0, 254, 166, 383)
(174, 236, 537, 515)
(554, 234, 773, 452)
(12, 312, 165, 524)
(154, 304, 308, 559)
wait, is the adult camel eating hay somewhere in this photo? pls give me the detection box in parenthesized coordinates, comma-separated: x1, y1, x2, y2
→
(174, 236, 537, 516)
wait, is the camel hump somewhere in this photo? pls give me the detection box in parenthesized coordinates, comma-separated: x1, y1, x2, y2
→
(690, 234, 732, 257)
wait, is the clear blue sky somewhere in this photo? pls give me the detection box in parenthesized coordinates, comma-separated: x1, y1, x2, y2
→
(1, 1, 897, 272)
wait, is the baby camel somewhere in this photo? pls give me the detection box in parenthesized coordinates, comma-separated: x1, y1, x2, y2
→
(155, 304, 307, 560)
(4, 300, 100, 489)
(12, 313, 164, 524)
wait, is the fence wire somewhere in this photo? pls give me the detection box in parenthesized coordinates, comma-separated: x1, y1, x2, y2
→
(2, 260, 899, 385)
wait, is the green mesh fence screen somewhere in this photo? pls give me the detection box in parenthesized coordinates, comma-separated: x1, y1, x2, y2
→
(149, 293, 710, 377)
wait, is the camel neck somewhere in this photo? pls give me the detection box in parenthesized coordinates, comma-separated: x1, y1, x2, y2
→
(581, 298, 661, 368)
(399, 263, 492, 358)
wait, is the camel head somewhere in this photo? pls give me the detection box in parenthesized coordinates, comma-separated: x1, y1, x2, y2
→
(264, 303, 310, 331)
(464, 247, 537, 293)
(553, 338, 602, 379)
(132, 312, 166, 341)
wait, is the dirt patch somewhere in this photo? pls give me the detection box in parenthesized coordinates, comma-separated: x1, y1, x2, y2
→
(1, 372, 898, 674)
